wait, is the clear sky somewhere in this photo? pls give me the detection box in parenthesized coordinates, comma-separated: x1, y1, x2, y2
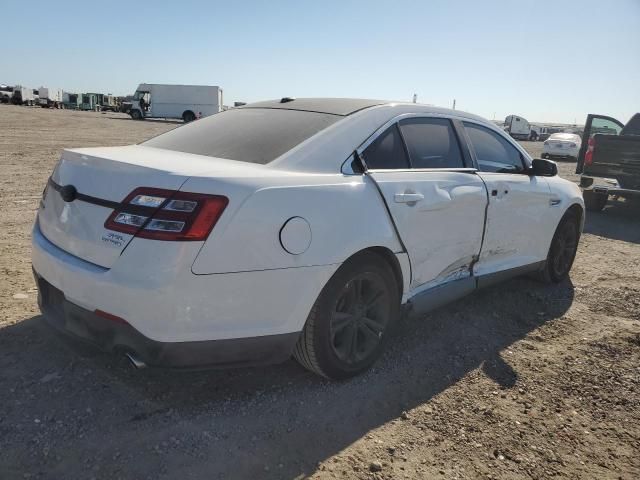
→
(2, 0, 638, 124)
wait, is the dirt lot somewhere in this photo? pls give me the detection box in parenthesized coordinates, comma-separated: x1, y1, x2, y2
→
(1, 105, 639, 480)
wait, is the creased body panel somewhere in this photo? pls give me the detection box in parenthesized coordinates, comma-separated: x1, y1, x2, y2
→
(368, 170, 487, 291)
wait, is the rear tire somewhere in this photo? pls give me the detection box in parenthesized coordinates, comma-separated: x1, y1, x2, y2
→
(538, 211, 580, 283)
(182, 110, 196, 122)
(293, 252, 400, 380)
(583, 190, 607, 212)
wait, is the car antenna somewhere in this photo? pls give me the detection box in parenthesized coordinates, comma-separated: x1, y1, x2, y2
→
(280, 97, 295, 103)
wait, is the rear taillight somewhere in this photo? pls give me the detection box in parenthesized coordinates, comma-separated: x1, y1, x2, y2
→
(104, 187, 228, 241)
(584, 137, 595, 166)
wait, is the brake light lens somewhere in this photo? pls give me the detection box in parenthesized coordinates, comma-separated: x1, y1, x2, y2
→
(104, 187, 228, 241)
(584, 137, 595, 166)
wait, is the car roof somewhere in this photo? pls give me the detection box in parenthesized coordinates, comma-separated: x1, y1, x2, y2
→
(239, 98, 387, 116)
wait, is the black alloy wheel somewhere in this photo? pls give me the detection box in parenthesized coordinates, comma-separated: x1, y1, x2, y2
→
(293, 252, 400, 379)
(330, 272, 390, 365)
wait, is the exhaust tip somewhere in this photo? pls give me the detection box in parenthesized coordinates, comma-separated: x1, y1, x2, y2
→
(125, 352, 147, 369)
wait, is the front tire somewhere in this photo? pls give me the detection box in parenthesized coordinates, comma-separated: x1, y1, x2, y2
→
(539, 211, 580, 283)
(583, 190, 607, 212)
(293, 252, 400, 380)
(130, 109, 143, 120)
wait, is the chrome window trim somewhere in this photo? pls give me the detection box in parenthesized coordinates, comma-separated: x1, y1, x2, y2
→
(341, 112, 491, 175)
(367, 167, 478, 174)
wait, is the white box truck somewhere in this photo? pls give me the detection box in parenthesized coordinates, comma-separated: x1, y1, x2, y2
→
(12, 86, 35, 105)
(129, 83, 223, 122)
(38, 87, 64, 108)
(504, 114, 532, 140)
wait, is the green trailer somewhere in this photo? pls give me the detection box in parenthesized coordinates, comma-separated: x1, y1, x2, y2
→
(63, 93, 81, 110)
(80, 93, 100, 111)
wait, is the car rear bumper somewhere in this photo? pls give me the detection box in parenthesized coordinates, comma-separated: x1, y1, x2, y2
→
(35, 273, 299, 368)
(542, 150, 578, 158)
(31, 220, 337, 344)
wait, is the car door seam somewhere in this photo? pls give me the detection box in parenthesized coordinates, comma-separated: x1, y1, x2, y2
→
(363, 172, 412, 284)
(471, 173, 491, 278)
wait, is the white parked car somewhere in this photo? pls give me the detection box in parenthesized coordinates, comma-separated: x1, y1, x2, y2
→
(32, 98, 584, 379)
(542, 133, 582, 161)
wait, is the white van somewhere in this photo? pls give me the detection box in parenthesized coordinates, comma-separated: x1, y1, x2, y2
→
(129, 84, 223, 122)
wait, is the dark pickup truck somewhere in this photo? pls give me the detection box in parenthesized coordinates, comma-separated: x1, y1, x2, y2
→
(576, 113, 640, 211)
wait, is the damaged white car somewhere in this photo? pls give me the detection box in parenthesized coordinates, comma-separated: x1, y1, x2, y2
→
(32, 98, 584, 379)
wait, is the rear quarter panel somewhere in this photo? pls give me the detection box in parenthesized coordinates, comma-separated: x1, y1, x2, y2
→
(188, 173, 404, 276)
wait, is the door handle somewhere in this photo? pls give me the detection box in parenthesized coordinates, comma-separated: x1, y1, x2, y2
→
(394, 192, 424, 204)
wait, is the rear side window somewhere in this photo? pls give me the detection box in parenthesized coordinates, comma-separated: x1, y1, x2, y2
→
(143, 108, 340, 164)
(399, 118, 464, 168)
(464, 122, 525, 173)
(363, 125, 410, 170)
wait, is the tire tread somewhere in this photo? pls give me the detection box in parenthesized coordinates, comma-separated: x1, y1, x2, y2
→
(292, 298, 327, 377)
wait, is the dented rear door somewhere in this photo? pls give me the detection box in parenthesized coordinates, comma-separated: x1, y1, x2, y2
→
(361, 119, 487, 292)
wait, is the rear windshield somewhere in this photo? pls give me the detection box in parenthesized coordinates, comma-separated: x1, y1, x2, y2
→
(549, 133, 580, 141)
(143, 108, 341, 164)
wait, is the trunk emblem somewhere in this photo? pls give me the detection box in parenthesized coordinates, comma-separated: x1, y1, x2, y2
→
(60, 185, 78, 203)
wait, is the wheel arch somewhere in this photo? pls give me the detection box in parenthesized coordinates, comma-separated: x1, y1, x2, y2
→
(565, 202, 585, 232)
(341, 246, 406, 299)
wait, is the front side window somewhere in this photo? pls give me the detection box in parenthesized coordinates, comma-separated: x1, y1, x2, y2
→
(362, 125, 410, 170)
(399, 117, 464, 169)
(464, 122, 525, 173)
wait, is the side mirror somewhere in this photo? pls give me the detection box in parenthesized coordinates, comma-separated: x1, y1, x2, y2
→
(529, 158, 558, 177)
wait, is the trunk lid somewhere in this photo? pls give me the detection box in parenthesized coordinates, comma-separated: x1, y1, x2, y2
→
(38, 145, 239, 268)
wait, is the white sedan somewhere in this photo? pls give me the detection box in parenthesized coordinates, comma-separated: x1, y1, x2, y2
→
(542, 132, 582, 161)
(32, 98, 584, 379)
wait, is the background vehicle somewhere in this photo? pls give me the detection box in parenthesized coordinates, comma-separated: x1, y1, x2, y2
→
(504, 114, 531, 140)
(62, 92, 80, 110)
(0, 84, 12, 103)
(38, 87, 64, 108)
(11, 85, 35, 105)
(129, 83, 223, 122)
(541, 133, 581, 161)
(531, 125, 556, 141)
(79, 93, 100, 111)
(32, 99, 583, 380)
(577, 113, 640, 212)
(101, 94, 120, 112)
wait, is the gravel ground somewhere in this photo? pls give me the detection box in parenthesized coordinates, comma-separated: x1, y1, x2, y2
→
(0, 105, 639, 480)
